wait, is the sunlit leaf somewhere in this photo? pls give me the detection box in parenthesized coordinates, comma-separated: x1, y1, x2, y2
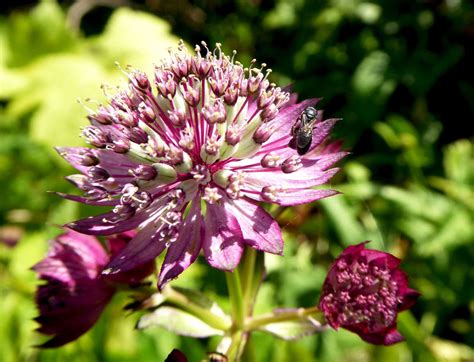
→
(137, 306, 224, 337)
(91, 8, 180, 74)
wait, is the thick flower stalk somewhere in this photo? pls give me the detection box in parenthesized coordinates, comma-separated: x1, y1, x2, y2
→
(319, 242, 420, 345)
(57, 41, 346, 289)
(32, 229, 154, 347)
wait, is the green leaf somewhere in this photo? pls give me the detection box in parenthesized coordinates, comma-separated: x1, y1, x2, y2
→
(11, 54, 108, 148)
(444, 139, 474, 185)
(137, 306, 225, 338)
(352, 51, 394, 98)
(91, 8, 180, 75)
(4, 0, 78, 67)
(259, 319, 325, 341)
(171, 286, 227, 318)
(1, 4, 181, 152)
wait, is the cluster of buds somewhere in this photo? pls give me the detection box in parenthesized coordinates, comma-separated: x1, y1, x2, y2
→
(319, 242, 420, 345)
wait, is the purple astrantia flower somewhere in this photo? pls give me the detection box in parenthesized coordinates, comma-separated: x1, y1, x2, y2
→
(32, 229, 154, 347)
(57, 41, 346, 288)
(319, 242, 420, 345)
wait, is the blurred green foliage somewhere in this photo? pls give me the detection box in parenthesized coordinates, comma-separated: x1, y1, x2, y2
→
(0, 0, 473, 361)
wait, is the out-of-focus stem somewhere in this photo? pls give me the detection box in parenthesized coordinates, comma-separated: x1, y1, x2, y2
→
(245, 306, 323, 331)
(240, 247, 257, 315)
(162, 286, 232, 331)
(225, 270, 245, 329)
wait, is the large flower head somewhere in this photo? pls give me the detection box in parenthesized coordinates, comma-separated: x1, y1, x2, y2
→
(319, 242, 420, 345)
(32, 229, 153, 347)
(58, 41, 346, 288)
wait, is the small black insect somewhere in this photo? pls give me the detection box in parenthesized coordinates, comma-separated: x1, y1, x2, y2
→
(290, 106, 319, 155)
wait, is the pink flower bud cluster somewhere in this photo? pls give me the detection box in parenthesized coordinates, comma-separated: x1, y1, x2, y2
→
(319, 242, 420, 345)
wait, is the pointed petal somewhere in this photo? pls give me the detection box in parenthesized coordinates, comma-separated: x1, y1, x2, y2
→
(57, 229, 109, 267)
(269, 99, 320, 139)
(56, 147, 139, 179)
(307, 118, 340, 153)
(103, 220, 168, 275)
(35, 280, 114, 347)
(228, 198, 283, 255)
(268, 189, 341, 206)
(357, 326, 405, 346)
(32, 230, 108, 280)
(202, 203, 244, 271)
(242, 167, 341, 190)
(258, 118, 339, 160)
(66, 210, 148, 235)
(54, 192, 119, 206)
(158, 200, 204, 288)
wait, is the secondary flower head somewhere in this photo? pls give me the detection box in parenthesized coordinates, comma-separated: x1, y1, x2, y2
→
(319, 242, 420, 345)
(58, 41, 346, 288)
(32, 229, 153, 347)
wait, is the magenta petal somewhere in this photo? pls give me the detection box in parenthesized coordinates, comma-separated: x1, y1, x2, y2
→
(35, 280, 114, 347)
(66, 210, 147, 235)
(55, 192, 118, 206)
(103, 221, 167, 275)
(57, 230, 109, 268)
(165, 349, 189, 362)
(304, 151, 349, 170)
(357, 327, 405, 346)
(33, 230, 115, 347)
(158, 200, 204, 288)
(56, 147, 139, 180)
(242, 167, 341, 193)
(270, 189, 340, 206)
(269, 99, 320, 139)
(399, 287, 422, 311)
(202, 203, 244, 271)
(32, 231, 107, 281)
(307, 118, 340, 153)
(340, 242, 368, 258)
(228, 198, 283, 255)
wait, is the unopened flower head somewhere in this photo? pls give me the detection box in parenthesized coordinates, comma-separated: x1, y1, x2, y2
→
(32, 229, 153, 347)
(57, 41, 346, 288)
(319, 242, 420, 345)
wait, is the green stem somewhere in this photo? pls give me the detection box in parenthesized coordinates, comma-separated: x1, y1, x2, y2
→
(240, 247, 257, 315)
(162, 286, 231, 331)
(226, 330, 243, 361)
(225, 270, 245, 329)
(240, 333, 257, 362)
(248, 250, 265, 312)
(245, 306, 322, 331)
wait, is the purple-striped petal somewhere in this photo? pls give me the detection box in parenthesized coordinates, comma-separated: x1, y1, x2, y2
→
(269, 99, 320, 139)
(158, 199, 204, 289)
(228, 198, 283, 254)
(56, 147, 140, 178)
(103, 220, 168, 275)
(54, 192, 119, 206)
(66, 210, 148, 235)
(202, 203, 244, 271)
(241, 167, 341, 190)
(247, 188, 340, 206)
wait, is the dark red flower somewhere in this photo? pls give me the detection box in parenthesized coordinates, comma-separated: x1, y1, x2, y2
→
(32, 229, 154, 347)
(165, 349, 188, 362)
(319, 242, 420, 345)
